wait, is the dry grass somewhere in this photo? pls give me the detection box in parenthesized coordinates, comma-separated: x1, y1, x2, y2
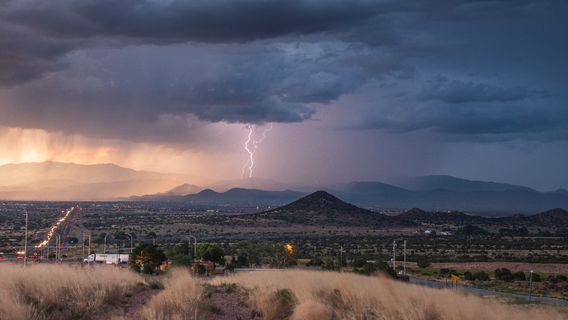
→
(0, 263, 142, 320)
(212, 270, 568, 320)
(8, 265, 563, 320)
(139, 268, 202, 320)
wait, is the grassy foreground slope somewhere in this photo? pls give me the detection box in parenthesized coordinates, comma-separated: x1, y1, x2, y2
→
(0, 264, 143, 320)
(1, 265, 566, 320)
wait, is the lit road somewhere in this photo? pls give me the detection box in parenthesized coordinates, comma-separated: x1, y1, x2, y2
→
(34, 206, 79, 257)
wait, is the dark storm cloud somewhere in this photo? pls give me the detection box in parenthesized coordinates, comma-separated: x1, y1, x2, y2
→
(1, 0, 387, 41)
(0, 0, 567, 143)
(418, 76, 529, 104)
(0, 0, 396, 86)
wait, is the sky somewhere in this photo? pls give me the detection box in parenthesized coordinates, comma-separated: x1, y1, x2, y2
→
(0, 0, 567, 191)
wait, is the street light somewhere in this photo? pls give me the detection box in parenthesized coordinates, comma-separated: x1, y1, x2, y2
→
(24, 208, 28, 267)
(528, 270, 534, 303)
(104, 234, 109, 254)
(392, 240, 397, 270)
(125, 233, 134, 253)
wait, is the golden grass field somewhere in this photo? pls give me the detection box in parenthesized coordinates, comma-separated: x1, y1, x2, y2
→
(1, 264, 567, 320)
(0, 264, 142, 320)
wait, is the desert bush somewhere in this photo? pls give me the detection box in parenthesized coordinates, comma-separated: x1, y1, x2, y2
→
(0, 263, 140, 320)
(495, 268, 514, 282)
(513, 271, 527, 281)
(417, 257, 431, 268)
(473, 271, 491, 281)
(140, 268, 201, 320)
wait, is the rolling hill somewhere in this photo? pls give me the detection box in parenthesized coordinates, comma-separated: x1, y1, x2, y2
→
(248, 191, 405, 227)
(179, 188, 305, 206)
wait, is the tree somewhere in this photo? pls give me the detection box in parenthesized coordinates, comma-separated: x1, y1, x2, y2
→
(460, 225, 489, 235)
(197, 243, 225, 264)
(236, 240, 275, 267)
(129, 244, 167, 274)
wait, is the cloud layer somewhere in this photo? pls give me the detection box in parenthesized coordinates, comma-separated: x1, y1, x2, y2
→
(0, 0, 567, 144)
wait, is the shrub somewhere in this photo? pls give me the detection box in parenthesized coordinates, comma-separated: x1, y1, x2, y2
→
(495, 268, 513, 282)
(513, 271, 526, 281)
(474, 271, 491, 281)
(417, 257, 431, 269)
(547, 275, 558, 284)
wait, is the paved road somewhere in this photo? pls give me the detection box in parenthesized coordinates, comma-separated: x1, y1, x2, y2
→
(409, 277, 568, 307)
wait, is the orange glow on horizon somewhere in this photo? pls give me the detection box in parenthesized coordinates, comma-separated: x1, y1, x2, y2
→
(0, 125, 243, 184)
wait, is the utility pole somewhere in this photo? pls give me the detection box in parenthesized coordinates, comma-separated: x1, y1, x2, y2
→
(187, 235, 197, 258)
(528, 270, 534, 303)
(24, 209, 28, 267)
(88, 232, 92, 264)
(313, 245, 317, 262)
(392, 240, 397, 271)
(104, 234, 109, 254)
(125, 233, 134, 253)
(56, 235, 60, 263)
(339, 245, 343, 272)
(82, 232, 86, 262)
(403, 240, 407, 276)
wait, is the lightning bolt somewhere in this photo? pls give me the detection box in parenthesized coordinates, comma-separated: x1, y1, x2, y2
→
(241, 123, 273, 178)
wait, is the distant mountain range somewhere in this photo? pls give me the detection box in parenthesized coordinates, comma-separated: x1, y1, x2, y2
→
(330, 177, 568, 214)
(1, 162, 567, 214)
(134, 187, 304, 206)
(138, 176, 568, 215)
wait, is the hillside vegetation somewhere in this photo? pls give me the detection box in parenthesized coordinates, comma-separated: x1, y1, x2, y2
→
(0, 264, 142, 319)
(1, 265, 566, 320)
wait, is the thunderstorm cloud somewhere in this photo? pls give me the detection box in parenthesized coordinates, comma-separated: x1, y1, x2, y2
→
(0, 0, 567, 143)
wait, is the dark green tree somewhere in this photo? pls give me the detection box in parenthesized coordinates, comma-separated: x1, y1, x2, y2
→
(129, 244, 167, 274)
(197, 243, 225, 264)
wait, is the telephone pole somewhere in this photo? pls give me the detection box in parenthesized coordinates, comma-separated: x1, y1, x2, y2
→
(392, 240, 397, 270)
(24, 209, 28, 267)
(528, 270, 534, 303)
(403, 240, 407, 276)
